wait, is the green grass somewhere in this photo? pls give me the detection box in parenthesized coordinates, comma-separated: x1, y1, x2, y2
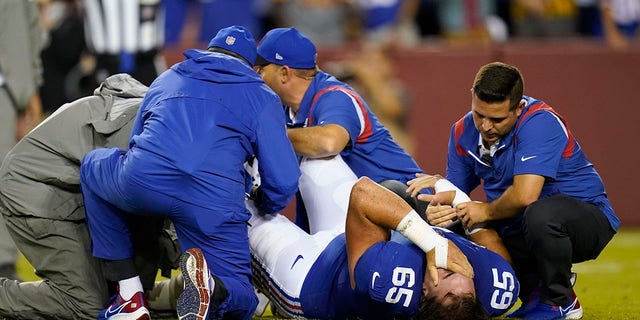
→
(494, 228, 640, 319)
(17, 229, 640, 319)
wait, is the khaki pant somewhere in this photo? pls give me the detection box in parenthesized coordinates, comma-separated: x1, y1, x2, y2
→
(0, 215, 108, 320)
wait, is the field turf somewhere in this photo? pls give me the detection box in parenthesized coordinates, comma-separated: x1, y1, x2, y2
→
(16, 229, 640, 319)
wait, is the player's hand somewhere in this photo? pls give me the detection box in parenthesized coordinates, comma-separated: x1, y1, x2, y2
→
(416, 190, 456, 206)
(406, 173, 443, 197)
(424, 203, 457, 227)
(426, 240, 474, 286)
(456, 201, 490, 229)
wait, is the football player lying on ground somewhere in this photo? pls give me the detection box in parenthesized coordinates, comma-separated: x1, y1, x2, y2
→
(248, 155, 519, 319)
(0, 74, 181, 320)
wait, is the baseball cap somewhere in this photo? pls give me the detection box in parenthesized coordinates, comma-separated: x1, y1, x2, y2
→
(208, 25, 257, 65)
(256, 28, 317, 69)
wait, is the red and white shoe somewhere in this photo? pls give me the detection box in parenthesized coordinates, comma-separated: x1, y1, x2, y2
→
(98, 291, 150, 320)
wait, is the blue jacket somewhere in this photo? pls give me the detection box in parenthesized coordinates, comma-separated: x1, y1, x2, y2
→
(125, 49, 300, 214)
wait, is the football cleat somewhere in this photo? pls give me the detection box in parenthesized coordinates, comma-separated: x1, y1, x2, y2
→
(524, 290, 583, 320)
(98, 291, 150, 320)
(177, 248, 228, 320)
(508, 272, 579, 319)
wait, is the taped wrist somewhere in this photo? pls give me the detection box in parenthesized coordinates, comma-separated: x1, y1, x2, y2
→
(395, 210, 448, 268)
(434, 179, 471, 207)
(464, 222, 488, 235)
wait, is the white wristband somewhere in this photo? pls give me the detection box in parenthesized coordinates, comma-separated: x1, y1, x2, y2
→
(396, 210, 448, 268)
(434, 179, 471, 207)
(464, 222, 487, 235)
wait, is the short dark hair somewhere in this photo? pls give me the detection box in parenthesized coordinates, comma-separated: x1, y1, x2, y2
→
(472, 62, 524, 111)
(415, 293, 490, 320)
(208, 47, 251, 66)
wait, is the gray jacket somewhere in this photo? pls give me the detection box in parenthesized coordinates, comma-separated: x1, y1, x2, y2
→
(0, 74, 147, 220)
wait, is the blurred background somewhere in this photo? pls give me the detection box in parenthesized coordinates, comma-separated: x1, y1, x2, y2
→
(34, 0, 639, 226)
(5, 1, 638, 317)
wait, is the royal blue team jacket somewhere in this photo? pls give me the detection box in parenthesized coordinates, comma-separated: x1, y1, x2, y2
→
(125, 49, 300, 215)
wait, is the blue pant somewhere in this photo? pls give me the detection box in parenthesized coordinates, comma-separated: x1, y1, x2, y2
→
(80, 148, 257, 319)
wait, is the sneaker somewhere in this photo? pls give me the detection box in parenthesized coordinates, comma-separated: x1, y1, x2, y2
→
(524, 290, 583, 320)
(507, 287, 540, 318)
(98, 291, 150, 320)
(508, 273, 578, 319)
(177, 248, 228, 320)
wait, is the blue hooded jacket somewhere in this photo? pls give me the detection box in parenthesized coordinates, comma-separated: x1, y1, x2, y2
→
(124, 49, 300, 214)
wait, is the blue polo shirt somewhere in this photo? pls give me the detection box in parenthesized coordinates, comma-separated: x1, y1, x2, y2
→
(446, 96, 620, 236)
(286, 71, 423, 183)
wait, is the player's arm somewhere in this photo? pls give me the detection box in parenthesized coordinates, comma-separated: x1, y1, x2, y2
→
(476, 110, 560, 222)
(485, 173, 544, 220)
(346, 177, 474, 289)
(287, 124, 350, 158)
(467, 228, 513, 265)
(454, 174, 544, 229)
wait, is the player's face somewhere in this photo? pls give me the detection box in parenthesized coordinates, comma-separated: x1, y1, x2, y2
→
(256, 63, 291, 106)
(471, 94, 523, 146)
(256, 63, 279, 90)
(423, 268, 475, 304)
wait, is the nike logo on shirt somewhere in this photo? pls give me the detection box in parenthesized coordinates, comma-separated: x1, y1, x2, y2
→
(521, 155, 537, 162)
(371, 272, 381, 288)
(291, 255, 304, 269)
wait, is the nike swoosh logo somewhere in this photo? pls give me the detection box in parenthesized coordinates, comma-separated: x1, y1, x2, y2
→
(104, 299, 131, 317)
(521, 155, 537, 162)
(371, 272, 381, 288)
(291, 255, 304, 269)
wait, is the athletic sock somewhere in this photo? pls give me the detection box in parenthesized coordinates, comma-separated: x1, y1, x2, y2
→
(119, 276, 144, 300)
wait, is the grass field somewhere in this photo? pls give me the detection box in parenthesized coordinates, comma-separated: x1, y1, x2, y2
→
(16, 229, 640, 319)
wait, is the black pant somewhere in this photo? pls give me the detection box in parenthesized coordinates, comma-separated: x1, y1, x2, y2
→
(503, 194, 615, 305)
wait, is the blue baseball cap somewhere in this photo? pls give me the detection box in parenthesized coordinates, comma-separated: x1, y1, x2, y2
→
(256, 28, 317, 69)
(208, 25, 257, 65)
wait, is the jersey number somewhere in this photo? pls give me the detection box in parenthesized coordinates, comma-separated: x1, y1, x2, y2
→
(490, 268, 515, 310)
(385, 267, 415, 307)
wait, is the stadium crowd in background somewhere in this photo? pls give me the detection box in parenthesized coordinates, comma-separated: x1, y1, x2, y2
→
(31, 0, 640, 117)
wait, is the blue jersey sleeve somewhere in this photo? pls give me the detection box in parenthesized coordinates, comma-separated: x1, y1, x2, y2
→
(513, 110, 568, 179)
(311, 90, 363, 152)
(353, 241, 425, 316)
